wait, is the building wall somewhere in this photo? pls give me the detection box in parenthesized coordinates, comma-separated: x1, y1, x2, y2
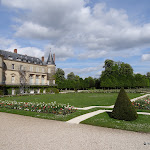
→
(2, 59, 56, 85)
(47, 65, 56, 84)
(0, 55, 3, 84)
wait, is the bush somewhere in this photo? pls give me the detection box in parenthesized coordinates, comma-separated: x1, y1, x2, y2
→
(0, 89, 3, 95)
(15, 88, 20, 95)
(50, 88, 59, 94)
(111, 88, 138, 121)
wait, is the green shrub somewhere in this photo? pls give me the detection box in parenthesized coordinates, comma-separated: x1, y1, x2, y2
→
(111, 88, 138, 121)
(0, 89, 3, 95)
(50, 88, 59, 94)
(7, 88, 12, 95)
(15, 88, 20, 95)
(40, 88, 44, 93)
(46, 88, 50, 93)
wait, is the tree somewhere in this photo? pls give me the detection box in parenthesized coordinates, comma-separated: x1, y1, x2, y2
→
(88, 76, 95, 88)
(146, 72, 150, 78)
(111, 88, 138, 121)
(100, 59, 135, 88)
(67, 72, 76, 80)
(119, 63, 133, 76)
(103, 59, 114, 75)
(94, 78, 100, 89)
(55, 68, 65, 82)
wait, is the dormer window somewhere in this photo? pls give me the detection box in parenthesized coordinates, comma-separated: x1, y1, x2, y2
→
(8, 56, 13, 60)
(16, 58, 21, 61)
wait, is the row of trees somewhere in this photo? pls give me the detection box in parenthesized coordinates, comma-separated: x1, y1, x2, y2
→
(55, 68, 100, 90)
(55, 59, 150, 90)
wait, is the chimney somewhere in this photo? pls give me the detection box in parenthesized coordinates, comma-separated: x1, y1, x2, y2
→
(14, 49, 17, 53)
(53, 53, 55, 63)
(42, 56, 44, 62)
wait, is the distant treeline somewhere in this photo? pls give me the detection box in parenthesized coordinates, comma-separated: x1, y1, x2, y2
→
(55, 59, 150, 90)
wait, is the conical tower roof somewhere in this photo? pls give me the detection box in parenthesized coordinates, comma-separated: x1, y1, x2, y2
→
(46, 53, 55, 65)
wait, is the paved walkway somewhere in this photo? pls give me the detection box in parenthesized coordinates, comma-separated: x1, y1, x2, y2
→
(67, 110, 111, 124)
(0, 112, 149, 150)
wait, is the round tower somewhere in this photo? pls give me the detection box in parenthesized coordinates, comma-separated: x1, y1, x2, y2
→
(46, 53, 56, 85)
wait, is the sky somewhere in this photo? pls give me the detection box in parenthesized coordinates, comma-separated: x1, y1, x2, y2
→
(1, 0, 150, 78)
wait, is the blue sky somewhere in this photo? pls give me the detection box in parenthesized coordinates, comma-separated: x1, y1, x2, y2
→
(1, 0, 150, 78)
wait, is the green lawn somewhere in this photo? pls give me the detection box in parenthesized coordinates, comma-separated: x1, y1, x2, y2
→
(0, 92, 143, 107)
(0, 92, 149, 133)
(0, 107, 103, 121)
(81, 112, 150, 133)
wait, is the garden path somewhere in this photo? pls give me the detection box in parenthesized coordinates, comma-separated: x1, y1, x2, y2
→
(0, 112, 149, 150)
(67, 110, 150, 124)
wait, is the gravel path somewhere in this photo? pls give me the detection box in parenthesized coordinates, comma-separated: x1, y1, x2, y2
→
(0, 112, 150, 150)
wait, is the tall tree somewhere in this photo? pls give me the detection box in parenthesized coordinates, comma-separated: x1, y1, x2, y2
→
(55, 68, 65, 82)
(67, 72, 76, 80)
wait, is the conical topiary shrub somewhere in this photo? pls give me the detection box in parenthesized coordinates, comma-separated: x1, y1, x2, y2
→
(111, 87, 138, 121)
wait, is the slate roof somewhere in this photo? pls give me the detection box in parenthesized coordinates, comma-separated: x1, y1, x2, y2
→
(46, 53, 55, 65)
(0, 49, 55, 65)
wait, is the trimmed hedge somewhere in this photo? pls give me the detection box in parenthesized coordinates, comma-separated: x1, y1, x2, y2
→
(111, 88, 138, 121)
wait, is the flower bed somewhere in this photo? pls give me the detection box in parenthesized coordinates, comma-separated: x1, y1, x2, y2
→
(0, 100, 77, 115)
(132, 96, 150, 110)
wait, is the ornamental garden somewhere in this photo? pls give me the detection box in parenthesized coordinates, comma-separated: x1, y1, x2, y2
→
(0, 89, 150, 133)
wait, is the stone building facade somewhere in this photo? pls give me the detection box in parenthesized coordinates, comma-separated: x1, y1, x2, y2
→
(0, 49, 56, 95)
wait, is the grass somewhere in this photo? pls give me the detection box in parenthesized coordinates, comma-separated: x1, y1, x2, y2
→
(0, 107, 103, 121)
(0, 92, 149, 133)
(0, 92, 143, 107)
(81, 112, 150, 133)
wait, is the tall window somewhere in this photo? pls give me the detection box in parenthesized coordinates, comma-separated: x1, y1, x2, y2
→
(48, 68, 51, 73)
(36, 67, 39, 72)
(20, 65, 23, 70)
(42, 76, 45, 85)
(11, 76, 15, 84)
(12, 64, 15, 70)
(36, 75, 39, 85)
(53, 80, 55, 84)
(30, 66, 33, 72)
(30, 75, 33, 85)
(42, 68, 44, 73)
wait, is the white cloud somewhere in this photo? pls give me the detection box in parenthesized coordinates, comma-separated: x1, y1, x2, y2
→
(0, 38, 16, 49)
(78, 50, 107, 59)
(45, 44, 74, 61)
(0, 37, 44, 59)
(63, 65, 103, 77)
(2, 0, 150, 60)
(141, 54, 150, 61)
